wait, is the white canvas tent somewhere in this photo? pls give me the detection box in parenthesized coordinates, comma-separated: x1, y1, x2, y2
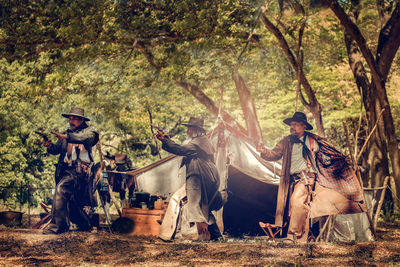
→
(126, 127, 281, 236)
(124, 125, 373, 240)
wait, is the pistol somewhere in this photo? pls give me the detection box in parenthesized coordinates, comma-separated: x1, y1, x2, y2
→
(34, 131, 49, 142)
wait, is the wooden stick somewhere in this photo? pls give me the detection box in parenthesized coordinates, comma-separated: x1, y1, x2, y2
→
(39, 201, 50, 213)
(315, 215, 331, 242)
(325, 215, 335, 242)
(107, 181, 122, 217)
(354, 91, 365, 160)
(96, 142, 105, 170)
(148, 107, 162, 160)
(363, 186, 387, 190)
(373, 176, 390, 230)
(355, 109, 384, 163)
(31, 214, 51, 229)
(343, 122, 355, 166)
(41, 217, 52, 230)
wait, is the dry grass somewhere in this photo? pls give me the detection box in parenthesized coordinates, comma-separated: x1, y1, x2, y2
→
(0, 216, 399, 266)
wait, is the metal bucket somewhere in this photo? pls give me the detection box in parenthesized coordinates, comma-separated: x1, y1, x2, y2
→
(0, 211, 23, 226)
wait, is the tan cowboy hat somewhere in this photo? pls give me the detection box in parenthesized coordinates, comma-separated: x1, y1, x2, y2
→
(61, 107, 90, 121)
(283, 112, 313, 130)
(181, 117, 207, 131)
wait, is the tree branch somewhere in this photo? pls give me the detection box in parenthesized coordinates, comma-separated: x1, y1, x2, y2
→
(376, 3, 400, 79)
(324, 0, 383, 87)
(176, 80, 247, 135)
(232, 68, 263, 144)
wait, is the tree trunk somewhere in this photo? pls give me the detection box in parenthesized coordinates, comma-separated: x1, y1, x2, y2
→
(343, 6, 390, 188)
(327, 0, 400, 208)
(375, 3, 400, 208)
(260, 13, 325, 137)
(231, 69, 264, 145)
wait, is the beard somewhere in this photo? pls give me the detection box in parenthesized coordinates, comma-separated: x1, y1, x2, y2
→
(69, 123, 77, 129)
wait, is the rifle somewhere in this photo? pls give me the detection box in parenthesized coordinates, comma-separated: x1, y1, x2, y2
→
(151, 124, 169, 140)
(150, 124, 164, 132)
(34, 131, 49, 142)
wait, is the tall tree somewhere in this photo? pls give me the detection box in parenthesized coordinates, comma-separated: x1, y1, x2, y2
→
(342, 0, 389, 190)
(260, 3, 325, 137)
(325, 0, 400, 207)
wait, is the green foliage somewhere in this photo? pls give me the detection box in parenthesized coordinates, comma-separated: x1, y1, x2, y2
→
(0, 0, 107, 60)
(0, 0, 399, 209)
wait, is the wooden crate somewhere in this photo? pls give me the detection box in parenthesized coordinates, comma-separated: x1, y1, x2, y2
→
(122, 207, 166, 236)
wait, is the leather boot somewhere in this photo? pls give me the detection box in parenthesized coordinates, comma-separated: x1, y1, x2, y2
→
(196, 222, 210, 241)
(208, 223, 223, 241)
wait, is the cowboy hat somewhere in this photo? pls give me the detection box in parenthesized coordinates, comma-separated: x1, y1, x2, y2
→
(61, 107, 90, 121)
(283, 112, 313, 130)
(181, 117, 206, 131)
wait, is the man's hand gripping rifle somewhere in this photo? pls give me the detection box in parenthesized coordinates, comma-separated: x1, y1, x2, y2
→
(151, 124, 169, 141)
(35, 131, 53, 148)
(34, 131, 49, 142)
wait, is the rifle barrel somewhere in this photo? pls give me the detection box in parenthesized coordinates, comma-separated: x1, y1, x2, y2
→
(150, 124, 162, 131)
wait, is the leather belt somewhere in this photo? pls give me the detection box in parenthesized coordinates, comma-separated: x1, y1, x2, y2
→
(290, 171, 317, 182)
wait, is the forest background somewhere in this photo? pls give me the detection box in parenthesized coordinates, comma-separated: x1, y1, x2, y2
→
(0, 0, 399, 218)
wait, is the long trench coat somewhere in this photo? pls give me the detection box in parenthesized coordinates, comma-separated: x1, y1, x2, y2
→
(161, 135, 220, 224)
(46, 122, 99, 233)
(260, 132, 364, 227)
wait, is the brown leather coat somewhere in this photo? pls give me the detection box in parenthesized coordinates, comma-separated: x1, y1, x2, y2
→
(260, 133, 363, 227)
(260, 136, 293, 226)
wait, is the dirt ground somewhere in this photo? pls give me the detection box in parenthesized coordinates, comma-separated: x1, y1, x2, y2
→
(0, 215, 399, 267)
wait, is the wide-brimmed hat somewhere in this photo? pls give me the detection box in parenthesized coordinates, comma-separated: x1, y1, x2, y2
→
(182, 117, 206, 131)
(61, 107, 90, 121)
(283, 112, 313, 130)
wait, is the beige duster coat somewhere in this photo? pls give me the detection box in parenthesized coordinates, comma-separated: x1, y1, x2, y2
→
(260, 133, 364, 227)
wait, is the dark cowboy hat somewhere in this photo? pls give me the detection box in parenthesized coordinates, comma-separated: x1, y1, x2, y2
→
(283, 112, 313, 130)
(181, 117, 206, 131)
(61, 107, 90, 121)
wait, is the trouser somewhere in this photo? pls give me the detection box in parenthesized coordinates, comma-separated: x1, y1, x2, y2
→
(47, 168, 92, 233)
(288, 173, 316, 241)
(185, 175, 216, 225)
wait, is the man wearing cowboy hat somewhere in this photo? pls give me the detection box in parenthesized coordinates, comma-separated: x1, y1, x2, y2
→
(257, 112, 364, 242)
(42, 107, 99, 234)
(155, 117, 225, 241)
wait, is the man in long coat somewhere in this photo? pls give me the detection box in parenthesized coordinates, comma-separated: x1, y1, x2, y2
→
(43, 107, 99, 234)
(155, 117, 223, 241)
(257, 112, 364, 242)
